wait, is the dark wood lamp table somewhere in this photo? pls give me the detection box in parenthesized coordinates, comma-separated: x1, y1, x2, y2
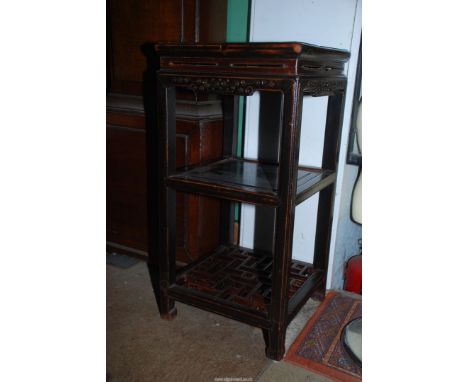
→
(149, 42, 350, 360)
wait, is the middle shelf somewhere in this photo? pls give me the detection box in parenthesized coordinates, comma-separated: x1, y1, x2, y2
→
(167, 158, 336, 206)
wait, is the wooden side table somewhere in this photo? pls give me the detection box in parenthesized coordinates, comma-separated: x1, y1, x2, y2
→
(149, 42, 350, 360)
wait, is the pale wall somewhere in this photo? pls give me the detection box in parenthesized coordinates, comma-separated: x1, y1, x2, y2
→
(239, 0, 362, 288)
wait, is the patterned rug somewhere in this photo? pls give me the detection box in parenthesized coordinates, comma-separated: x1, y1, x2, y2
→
(285, 290, 362, 382)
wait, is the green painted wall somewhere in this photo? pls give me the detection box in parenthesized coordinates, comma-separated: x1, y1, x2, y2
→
(227, 0, 250, 44)
(226, 0, 249, 157)
(226, 0, 250, 220)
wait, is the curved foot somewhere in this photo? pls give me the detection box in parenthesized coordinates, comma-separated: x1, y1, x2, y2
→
(160, 307, 178, 321)
(265, 345, 285, 361)
(263, 328, 286, 361)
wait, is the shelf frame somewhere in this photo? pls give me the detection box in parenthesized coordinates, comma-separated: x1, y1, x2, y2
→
(150, 42, 349, 361)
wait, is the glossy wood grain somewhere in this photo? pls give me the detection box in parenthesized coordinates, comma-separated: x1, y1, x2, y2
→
(108, 0, 228, 95)
(107, 94, 225, 263)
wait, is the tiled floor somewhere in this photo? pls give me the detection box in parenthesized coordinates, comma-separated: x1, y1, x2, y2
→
(107, 259, 334, 382)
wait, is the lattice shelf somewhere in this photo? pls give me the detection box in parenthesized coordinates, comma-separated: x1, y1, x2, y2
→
(173, 244, 323, 314)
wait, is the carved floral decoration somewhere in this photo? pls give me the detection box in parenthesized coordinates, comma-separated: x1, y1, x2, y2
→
(171, 76, 276, 95)
(303, 79, 346, 96)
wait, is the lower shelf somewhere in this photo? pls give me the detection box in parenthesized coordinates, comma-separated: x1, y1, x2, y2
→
(168, 244, 324, 327)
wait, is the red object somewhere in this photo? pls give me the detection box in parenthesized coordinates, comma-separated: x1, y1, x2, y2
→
(344, 254, 362, 294)
(285, 291, 362, 381)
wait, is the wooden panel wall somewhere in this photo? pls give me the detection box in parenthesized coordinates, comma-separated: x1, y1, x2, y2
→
(107, 0, 227, 95)
(107, 101, 148, 257)
(107, 0, 227, 260)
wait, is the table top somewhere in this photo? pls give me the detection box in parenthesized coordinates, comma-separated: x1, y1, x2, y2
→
(154, 42, 350, 79)
(154, 42, 349, 62)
